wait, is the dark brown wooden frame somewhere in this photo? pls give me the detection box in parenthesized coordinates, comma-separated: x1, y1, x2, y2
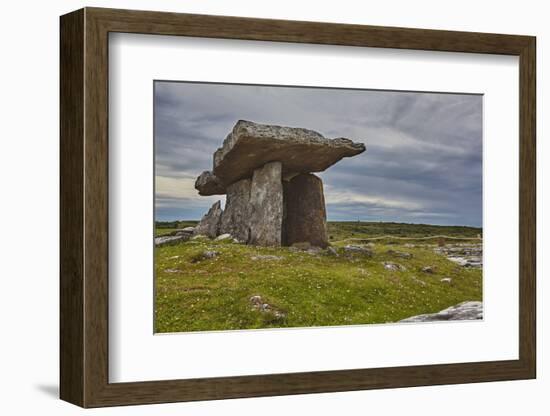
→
(60, 7, 536, 408)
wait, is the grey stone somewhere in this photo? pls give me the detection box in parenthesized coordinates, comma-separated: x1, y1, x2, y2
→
(440, 277, 453, 284)
(212, 120, 365, 186)
(249, 295, 286, 318)
(250, 255, 283, 261)
(191, 250, 220, 263)
(400, 301, 483, 322)
(195, 171, 225, 196)
(421, 265, 436, 274)
(326, 246, 339, 256)
(383, 262, 406, 271)
(162, 227, 195, 237)
(249, 295, 263, 305)
(215, 233, 233, 241)
(219, 178, 252, 243)
(194, 200, 223, 238)
(154, 234, 190, 247)
(344, 245, 374, 257)
(306, 247, 323, 255)
(282, 173, 328, 248)
(248, 162, 283, 246)
(434, 243, 483, 268)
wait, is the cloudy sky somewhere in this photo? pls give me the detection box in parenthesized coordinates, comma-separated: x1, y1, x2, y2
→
(154, 81, 482, 227)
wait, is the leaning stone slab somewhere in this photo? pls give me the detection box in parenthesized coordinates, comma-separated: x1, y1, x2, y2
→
(283, 173, 328, 248)
(193, 200, 223, 238)
(195, 170, 226, 196)
(248, 161, 283, 246)
(399, 301, 483, 323)
(219, 178, 252, 243)
(212, 120, 366, 186)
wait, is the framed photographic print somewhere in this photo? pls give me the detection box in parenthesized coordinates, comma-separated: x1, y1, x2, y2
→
(60, 7, 536, 408)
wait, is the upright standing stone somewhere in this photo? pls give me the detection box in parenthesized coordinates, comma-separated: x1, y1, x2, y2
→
(249, 162, 283, 246)
(283, 173, 328, 248)
(194, 200, 223, 238)
(219, 178, 252, 242)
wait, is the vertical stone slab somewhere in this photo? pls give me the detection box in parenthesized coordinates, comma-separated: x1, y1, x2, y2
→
(219, 178, 252, 242)
(283, 173, 328, 248)
(249, 161, 283, 246)
(194, 200, 223, 238)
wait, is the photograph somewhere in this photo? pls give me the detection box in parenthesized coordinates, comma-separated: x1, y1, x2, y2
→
(153, 81, 483, 333)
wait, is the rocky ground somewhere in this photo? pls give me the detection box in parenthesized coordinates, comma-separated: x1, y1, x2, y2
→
(154, 222, 483, 332)
(434, 243, 482, 268)
(400, 301, 482, 322)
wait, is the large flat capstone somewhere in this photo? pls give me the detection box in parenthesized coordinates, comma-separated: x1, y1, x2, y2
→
(211, 120, 366, 186)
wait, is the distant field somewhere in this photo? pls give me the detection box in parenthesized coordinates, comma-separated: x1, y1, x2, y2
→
(154, 221, 482, 333)
(156, 221, 481, 239)
(155, 220, 198, 236)
(327, 221, 481, 241)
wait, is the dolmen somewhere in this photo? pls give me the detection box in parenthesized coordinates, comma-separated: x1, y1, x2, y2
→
(193, 120, 366, 248)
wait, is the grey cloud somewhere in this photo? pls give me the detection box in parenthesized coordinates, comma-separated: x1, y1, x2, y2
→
(154, 81, 482, 226)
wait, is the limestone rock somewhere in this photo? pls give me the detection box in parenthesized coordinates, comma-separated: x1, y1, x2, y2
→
(283, 173, 328, 248)
(248, 162, 283, 246)
(326, 246, 339, 256)
(212, 120, 366, 186)
(305, 248, 321, 256)
(250, 255, 282, 261)
(191, 250, 220, 263)
(249, 295, 286, 319)
(400, 301, 483, 322)
(215, 233, 233, 241)
(194, 201, 223, 238)
(154, 234, 190, 247)
(434, 244, 483, 268)
(383, 262, 406, 271)
(195, 171, 226, 196)
(344, 245, 373, 256)
(219, 178, 252, 242)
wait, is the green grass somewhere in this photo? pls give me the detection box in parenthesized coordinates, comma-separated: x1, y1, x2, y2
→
(155, 222, 482, 333)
